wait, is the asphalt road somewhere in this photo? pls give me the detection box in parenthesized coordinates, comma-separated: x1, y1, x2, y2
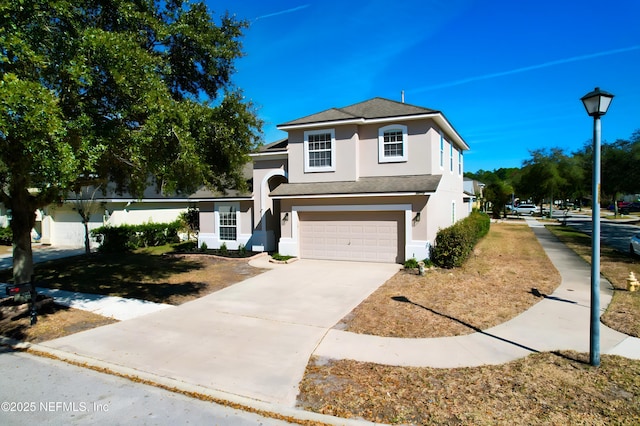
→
(562, 212, 640, 254)
(0, 348, 292, 425)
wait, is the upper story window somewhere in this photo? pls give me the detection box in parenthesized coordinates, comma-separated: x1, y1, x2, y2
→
(458, 149, 463, 175)
(439, 132, 445, 168)
(304, 129, 335, 172)
(378, 124, 408, 163)
(450, 143, 454, 172)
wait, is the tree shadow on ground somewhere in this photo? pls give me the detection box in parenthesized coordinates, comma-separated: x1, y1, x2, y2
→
(0, 252, 210, 303)
(391, 295, 539, 354)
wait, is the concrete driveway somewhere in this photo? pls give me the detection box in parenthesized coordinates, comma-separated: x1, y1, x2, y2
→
(40, 259, 400, 407)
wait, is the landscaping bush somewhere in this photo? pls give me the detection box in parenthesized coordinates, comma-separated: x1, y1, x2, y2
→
(91, 221, 181, 253)
(431, 211, 490, 269)
(404, 258, 419, 269)
(0, 227, 12, 245)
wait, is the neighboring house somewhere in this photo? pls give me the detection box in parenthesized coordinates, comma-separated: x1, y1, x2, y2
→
(38, 184, 196, 247)
(463, 177, 485, 212)
(198, 97, 470, 263)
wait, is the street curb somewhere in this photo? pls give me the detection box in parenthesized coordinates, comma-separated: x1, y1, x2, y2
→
(0, 336, 380, 426)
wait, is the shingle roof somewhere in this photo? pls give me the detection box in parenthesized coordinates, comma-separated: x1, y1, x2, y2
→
(279, 97, 439, 127)
(270, 175, 442, 197)
(257, 138, 288, 153)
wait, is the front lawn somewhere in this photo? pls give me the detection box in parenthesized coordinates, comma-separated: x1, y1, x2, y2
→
(0, 245, 266, 305)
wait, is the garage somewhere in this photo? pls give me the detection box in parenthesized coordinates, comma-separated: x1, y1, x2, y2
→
(299, 211, 403, 263)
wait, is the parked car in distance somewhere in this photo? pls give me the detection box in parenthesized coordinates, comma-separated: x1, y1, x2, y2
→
(512, 204, 538, 215)
(631, 233, 640, 256)
(625, 202, 640, 213)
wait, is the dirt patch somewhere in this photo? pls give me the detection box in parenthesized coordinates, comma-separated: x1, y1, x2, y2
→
(337, 224, 560, 337)
(0, 301, 117, 343)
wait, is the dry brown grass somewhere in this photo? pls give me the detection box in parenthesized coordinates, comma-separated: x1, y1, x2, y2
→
(298, 353, 640, 425)
(337, 223, 560, 337)
(0, 301, 117, 343)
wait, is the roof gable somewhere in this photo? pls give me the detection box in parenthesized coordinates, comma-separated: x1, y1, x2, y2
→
(278, 97, 439, 127)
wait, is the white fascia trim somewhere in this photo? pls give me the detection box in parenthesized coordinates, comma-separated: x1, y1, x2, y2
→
(294, 204, 411, 213)
(249, 152, 288, 160)
(188, 197, 253, 202)
(271, 191, 434, 200)
(278, 118, 365, 130)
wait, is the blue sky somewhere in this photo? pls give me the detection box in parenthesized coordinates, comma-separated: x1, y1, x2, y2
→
(205, 0, 640, 173)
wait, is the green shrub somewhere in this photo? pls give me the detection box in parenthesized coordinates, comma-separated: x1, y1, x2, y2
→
(200, 241, 208, 251)
(404, 258, 419, 269)
(271, 253, 294, 261)
(91, 225, 136, 253)
(219, 242, 228, 255)
(239, 244, 247, 256)
(0, 226, 12, 245)
(91, 221, 181, 253)
(432, 211, 490, 269)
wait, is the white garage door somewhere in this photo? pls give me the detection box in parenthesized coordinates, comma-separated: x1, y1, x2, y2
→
(299, 211, 403, 263)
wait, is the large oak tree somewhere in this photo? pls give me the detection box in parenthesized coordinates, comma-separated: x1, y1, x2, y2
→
(0, 0, 261, 283)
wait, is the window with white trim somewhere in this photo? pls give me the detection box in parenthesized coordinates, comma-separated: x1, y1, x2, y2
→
(218, 205, 237, 241)
(304, 129, 335, 172)
(458, 149, 463, 175)
(450, 143, 454, 172)
(439, 132, 444, 168)
(378, 124, 408, 163)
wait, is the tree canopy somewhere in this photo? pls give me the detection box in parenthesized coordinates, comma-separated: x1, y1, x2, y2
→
(465, 130, 640, 213)
(0, 0, 262, 283)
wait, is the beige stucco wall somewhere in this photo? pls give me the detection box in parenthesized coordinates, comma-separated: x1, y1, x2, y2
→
(285, 120, 465, 184)
(197, 199, 253, 250)
(199, 201, 215, 234)
(358, 120, 437, 177)
(423, 168, 468, 242)
(252, 158, 287, 227)
(287, 126, 359, 183)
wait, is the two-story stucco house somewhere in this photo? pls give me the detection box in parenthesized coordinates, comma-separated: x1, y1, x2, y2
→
(198, 97, 470, 263)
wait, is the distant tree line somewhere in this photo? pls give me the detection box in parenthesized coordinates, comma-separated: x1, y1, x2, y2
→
(466, 130, 640, 218)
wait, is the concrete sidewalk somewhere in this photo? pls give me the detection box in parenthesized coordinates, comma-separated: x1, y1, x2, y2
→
(313, 218, 640, 366)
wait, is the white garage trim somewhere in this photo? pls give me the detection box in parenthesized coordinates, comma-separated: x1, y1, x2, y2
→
(278, 204, 430, 262)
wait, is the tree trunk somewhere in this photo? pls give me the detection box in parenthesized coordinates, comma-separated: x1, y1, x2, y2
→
(83, 220, 91, 254)
(10, 195, 36, 284)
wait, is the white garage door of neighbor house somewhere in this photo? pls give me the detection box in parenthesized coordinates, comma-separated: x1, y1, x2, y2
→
(299, 211, 402, 263)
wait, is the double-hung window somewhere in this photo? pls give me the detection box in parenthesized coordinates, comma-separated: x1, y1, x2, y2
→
(218, 205, 237, 241)
(304, 129, 335, 172)
(439, 132, 445, 168)
(450, 143, 454, 172)
(378, 124, 408, 163)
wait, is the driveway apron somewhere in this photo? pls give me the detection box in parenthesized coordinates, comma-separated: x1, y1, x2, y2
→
(40, 259, 400, 406)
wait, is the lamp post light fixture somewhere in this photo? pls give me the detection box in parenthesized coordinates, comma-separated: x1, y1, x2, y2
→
(580, 87, 614, 367)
